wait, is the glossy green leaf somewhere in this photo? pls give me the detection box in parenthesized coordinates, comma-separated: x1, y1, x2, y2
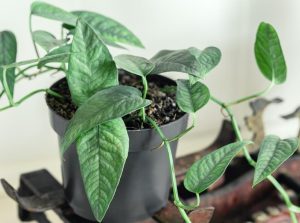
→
(68, 19, 118, 106)
(114, 54, 154, 77)
(150, 47, 221, 78)
(37, 44, 71, 68)
(0, 31, 17, 99)
(184, 141, 252, 193)
(253, 135, 299, 186)
(71, 11, 144, 48)
(31, 1, 77, 26)
(77, 118, 128, 222)
(32, 30, 66, 52)
(61, 85, 151, 153)
(255, 22, 287, 84)
(176, 79, 210, 113)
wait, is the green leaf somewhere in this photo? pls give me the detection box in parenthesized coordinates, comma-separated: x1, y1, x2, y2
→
(150, 49, 200, 76)
(72, 11, 144, 48)
(32, 30, 66, 52)
(114, 54, 154, 77)
(188, 47, 221, 81)
(184, 141, 252, 193)
(31, 2, 143, 48)
(68, 19, 118, 106)
(150, 47, 221, 78)
(77, 118, 128, 222)
(0, 31, 17, 99)
(255, 22, 287, 84)
(31, 1, 77, 26)
(176, 79, 210, 113)
(253, 135, 299, 186)
(61, 85, 151, 153)
(37, 44, 71, 68)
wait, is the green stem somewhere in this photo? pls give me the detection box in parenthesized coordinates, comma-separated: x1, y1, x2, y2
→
(29, 14, 40, 58)
(0, 66, 61, 102)
(290, 205, 300, 213)
(267, 175, 298, 222)
(2, 68, 14, 105)
(3, 59, 40, 70)
(175, 193, 200, 211)
(60, 25, 67, 72)
(15, 64, 38, 78)
(210, 95, 298, 222)
(145, 116, 192, 223)
(0, 89, 62, 112)
(140, 76, 148, 122)
(225, 81, 275, 107)
(168, 113, 196, 142)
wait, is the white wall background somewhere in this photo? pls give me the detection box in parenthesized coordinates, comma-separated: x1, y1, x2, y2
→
(0, 0, 299, 195)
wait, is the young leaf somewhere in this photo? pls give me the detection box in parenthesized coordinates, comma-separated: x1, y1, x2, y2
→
(61, 85, 151, 153)
(253, 135, 299, 186)
(31, 1, 77, 26)
(0, 31, 17, 99)
(37, 44, 71, 68)
(255, 22, 287, 84)
(72, 11, 144, 48)
(184, 141, 252, 193)
(150, 47, 221, 78)
(176, 79, 210, 113)
(114, 54, 154, 77)
(68, 19, 118, 106)
(32, 30, 66, 52)
(77, 118, 128, 222)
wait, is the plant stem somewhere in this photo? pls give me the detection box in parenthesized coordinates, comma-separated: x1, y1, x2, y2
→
(267, 175, 298, 222)
(29, 14, 40, 58)
(210, 95, 298, 222)
(15, 64, 39, 78)
(225, 81, 275, 107)
(145, 116, 192, 223)
(168, 113, 195, 142)
(0, 66, 61, 102)
(2, 68, 14, 105)
(0, 88, 62, 112)
(140, 76, 148, 122)
(290, 205, 300, 213)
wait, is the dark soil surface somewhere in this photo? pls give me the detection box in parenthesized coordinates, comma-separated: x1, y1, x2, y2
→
(46, 70, 185, 130)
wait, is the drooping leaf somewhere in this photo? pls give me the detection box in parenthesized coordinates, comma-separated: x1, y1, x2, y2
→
(253, 135, 299, 186)
(150, 47, 221, 78)
(68, 19, 118, 106)
(31, 2, 143, 49)
(188, 47, 221, 81)
(255, 22, 287, 84)
(71, 11, 144, 48)
(61, 85, 151, 153)
(32, 30, 66, 52)
(150, 49, 201, 76)
(176, 79, 210, 113)
(184, 141, 252, 193)
(37, 44, 71, 68)
(114, 54, 154, 77)
(77, 118, 128, 222)
(31, 1, 77, 26)
(0, 31, 17, 99)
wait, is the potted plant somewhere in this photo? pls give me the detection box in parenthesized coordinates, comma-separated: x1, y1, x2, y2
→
(1, 1, 300, 223)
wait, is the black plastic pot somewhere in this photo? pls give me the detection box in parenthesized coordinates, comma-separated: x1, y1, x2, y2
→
(47, 75, 188, 223)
